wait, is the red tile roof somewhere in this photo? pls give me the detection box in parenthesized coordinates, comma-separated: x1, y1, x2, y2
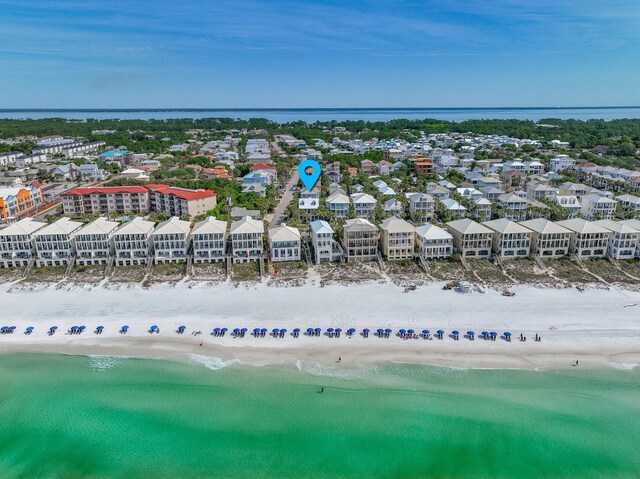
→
(63, 184, 216, 200)
(250, 163, 275, 170)
(63, 186, 149, 196)
(146, 184, 216, 200)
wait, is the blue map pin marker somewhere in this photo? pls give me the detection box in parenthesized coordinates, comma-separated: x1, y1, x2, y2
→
(298, 159, 321, 191)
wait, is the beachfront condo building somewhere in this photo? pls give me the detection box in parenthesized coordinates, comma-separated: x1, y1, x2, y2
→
(0, 217, 46, 268)
(0, 181, 44, 222)
(230, 216, 264, 264)
(593, 220, 639, 260)
(446, 219, 493, 259)
(113, 217, 155, 266)
(379, 217, 415, 260)
(350, 193, 377, 218)
(33, 217, 83, 267)
(310, 220, 341, 264)
(62, 186, 150, 216)
(580, 194, 617, 221)
(342, 218, 379, 262)
(326, 192, 350, 219)
(74, 217, 119, 266)
(61, 185, 216, 219)
(556, 218, 611, 259)
(268, 224, 301, 262)
(151, 217, 191, 264)
(191, 217, 228, 264)
(482, 219, 532, 259)
(415, 224, 453, 260)
(497, 193, 530, 221)
(146, 184, 217, 219)
(519, 218, 571, 258)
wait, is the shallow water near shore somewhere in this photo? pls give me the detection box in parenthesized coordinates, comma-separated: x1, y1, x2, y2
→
(1, 354, 639, 479)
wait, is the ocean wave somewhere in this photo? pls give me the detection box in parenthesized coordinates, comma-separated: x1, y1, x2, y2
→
(296, 360, 381, 380)
(87, 355, 125, 372)
(609, 362, 638, 370)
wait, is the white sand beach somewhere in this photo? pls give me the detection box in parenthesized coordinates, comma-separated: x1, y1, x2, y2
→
(1, 281, 639, 370)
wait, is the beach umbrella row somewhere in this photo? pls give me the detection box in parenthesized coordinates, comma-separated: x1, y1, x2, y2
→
(0, 326, 16, 334)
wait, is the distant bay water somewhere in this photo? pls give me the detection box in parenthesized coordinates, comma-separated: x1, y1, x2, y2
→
(0, 353, 639, 479)
(1, 107, 640, 122)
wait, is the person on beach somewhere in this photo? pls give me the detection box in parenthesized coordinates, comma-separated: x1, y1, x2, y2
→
(319, 387, 324, 393)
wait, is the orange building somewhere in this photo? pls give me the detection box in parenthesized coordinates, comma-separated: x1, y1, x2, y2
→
(410, 155, 434, 175)
(0, 181, 43, 222)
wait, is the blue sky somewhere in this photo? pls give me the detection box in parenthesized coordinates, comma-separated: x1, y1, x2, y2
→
(1, 0, 639, 108)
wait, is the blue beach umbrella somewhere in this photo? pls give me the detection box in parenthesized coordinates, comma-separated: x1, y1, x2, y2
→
(335, 328, 342, 333)
(260, 328, 267, 333)
(96, 326, 104, 331)
(150, 325, 158, 330)
(79, 326, 86, 331)
(399, 329, 406, 335)
(241, 328, 248, 333)
(408, 329, 415, 334)
(221, 328, 228, 333)
(422, 330, 430, 335)
(437, 330, 444, 335)
(272, 328, 279, 334)
(481, 331, 488, 337)
(452, 330, 460, 335)
(385, 328, 392, 334)
(490, 331, 497, 337)
(293, 328, 300, 333)
(26, 326, 34, 331)
(467, 331, 475, 336)
(363, 328, 370, 333)
(504, 332, 512, 337)
(178, 325, 186, 330)
(280, 329, 287, 334)
(327, 328, 334, 333)
(307, 328, 314, 334)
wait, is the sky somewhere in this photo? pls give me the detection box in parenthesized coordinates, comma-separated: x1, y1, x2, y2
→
(1, 0, 640, 108)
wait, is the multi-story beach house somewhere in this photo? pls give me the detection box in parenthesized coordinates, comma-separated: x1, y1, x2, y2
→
(556, 218, 612, 259)
(482, 218, 532, 259)
(407, 193, 435, 220)
(379, 217, 415, 260)
(415, 224, 453, 260)
(616, 194, 640, 217)
(74, 217, 119, 266)
(497, 193, 530, 221)
(0, 181, 43, 222)
(191, 216, 228, 264)
(230, 216, 264, 264)
(113, 217, 155, 266)
(593, 220, 639, 260)
(350, 193, 377, 218)
(472, 198, 492, 222)
(519, 218, 571, 258)
(268, 224, 301, 262)
(33, 217, 83, 267)
(326, 191, 350, 219)
(0, 217, 46, 268)
(446, 218, 493, 259)
(426, 183, 450, 200)
(151, 217, 191, 264)
(342, 218, 379, 262)
(619, 219, 640, 257)
(310, 220, 341, 264)
(580, 194, 617, 220)
(549, 155, 575, 172)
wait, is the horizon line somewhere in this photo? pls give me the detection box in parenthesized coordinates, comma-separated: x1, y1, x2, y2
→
(1, 106, 640, 113)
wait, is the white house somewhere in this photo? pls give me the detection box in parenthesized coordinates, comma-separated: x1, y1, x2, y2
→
(34, 217, 83, 267)
(549, 155, 575, 172)
(191, 216, 228, 263)
(593, 219, 639, 260)
(0, 217, 46, 268)
(342, 218, 379, 262)
(113, 217, 155, 266)
(616, 194, 640, 216)
(415, 224, 453, 260)
(74, 217, 119, 266)
(230, 216, 264, 263)
(326, 192, 350, 219)
(619, 219, 640, 257)
(151, 216, 191, 264)
(580, 194, 617, 220)
(350, 193, 377, 218)
(269, 224, 301, 262)
(310, 220, 341, 264)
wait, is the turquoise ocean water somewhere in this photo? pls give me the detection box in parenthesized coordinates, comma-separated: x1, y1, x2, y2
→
(0, 354, 639, 479)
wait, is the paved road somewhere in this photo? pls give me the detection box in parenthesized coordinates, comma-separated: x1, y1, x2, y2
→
(266, 170, 298, 226)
